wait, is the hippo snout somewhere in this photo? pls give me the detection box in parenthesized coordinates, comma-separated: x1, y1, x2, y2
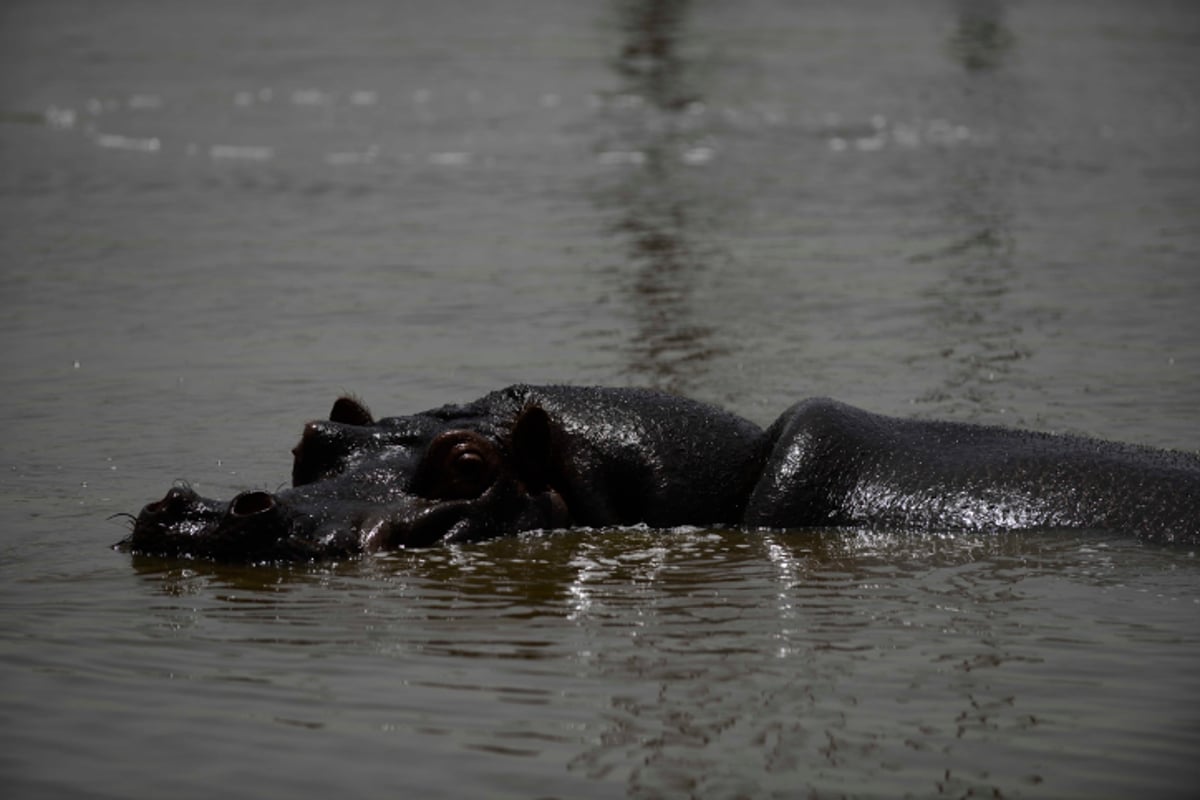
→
(139, 486, 274, 526)
(123, 479, 494, 561)
(141, 485, 201, 518)
(127, 486, 322, 562)
(135, 486, 224, 537)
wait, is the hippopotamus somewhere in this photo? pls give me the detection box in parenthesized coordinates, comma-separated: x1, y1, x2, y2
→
(121, 384, 1200, 561)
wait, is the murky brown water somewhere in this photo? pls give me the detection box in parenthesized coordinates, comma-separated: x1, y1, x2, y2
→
(2, 1, 1199, 797)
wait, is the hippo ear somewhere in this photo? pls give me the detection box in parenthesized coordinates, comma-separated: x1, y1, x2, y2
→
(330, 396, 373, 426)
(510, 404, 565, 492)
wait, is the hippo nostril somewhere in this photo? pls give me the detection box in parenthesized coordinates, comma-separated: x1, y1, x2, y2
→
(145, 486, 198, 515)
(230, 491, 276, 517)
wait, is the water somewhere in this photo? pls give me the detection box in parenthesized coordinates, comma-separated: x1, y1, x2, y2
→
(2, 0, 1199, 797)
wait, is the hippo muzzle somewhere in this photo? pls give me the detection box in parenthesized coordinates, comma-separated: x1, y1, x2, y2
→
(130, 478, 568, 561)
(130, 485, 362, 561)
(123, 392, 572, 562)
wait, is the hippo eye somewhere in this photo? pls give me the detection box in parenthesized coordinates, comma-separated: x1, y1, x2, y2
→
(416, 431, 500, 500)
(451, 445, 486, 477)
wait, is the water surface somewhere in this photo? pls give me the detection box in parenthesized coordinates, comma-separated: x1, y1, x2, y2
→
(2, 1, 1198, 797)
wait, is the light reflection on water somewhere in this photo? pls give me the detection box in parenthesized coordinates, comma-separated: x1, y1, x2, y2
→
(3, 516, 1197, 797)
(91, 529, 1198, 799)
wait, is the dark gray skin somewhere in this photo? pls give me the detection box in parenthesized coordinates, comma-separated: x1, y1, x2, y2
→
(122, 385, 1200, 562)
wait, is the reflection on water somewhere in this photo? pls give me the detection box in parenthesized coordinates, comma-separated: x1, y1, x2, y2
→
(613, 0, 697, 112)
(120, 529, 1200, 797)
(595, 0, 726, 394)
(911, 0, 1028, 417)
(949, 0, 1015, 73)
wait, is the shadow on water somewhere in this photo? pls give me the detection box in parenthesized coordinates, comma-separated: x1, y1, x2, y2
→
(910, 0, 1029, 417)
(593, 0, 728, 395)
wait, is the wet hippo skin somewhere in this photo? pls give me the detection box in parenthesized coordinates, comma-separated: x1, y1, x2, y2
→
(122, 385, 1200, 561)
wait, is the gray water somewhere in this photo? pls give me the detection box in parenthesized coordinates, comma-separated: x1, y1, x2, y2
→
(2, 1, 1199, 797)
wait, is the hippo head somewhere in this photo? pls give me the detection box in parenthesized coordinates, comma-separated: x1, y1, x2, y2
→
(122, 396, 569, 562)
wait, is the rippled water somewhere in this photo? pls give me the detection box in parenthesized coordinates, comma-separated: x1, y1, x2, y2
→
(2, 1, 1199, 797)
(5, 530, 1199, 798)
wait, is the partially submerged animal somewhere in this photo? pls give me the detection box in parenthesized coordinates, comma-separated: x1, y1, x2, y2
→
(122, 385, 1200, 561)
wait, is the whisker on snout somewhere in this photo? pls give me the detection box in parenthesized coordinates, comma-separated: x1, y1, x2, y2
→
(107, 511, 137, 529)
